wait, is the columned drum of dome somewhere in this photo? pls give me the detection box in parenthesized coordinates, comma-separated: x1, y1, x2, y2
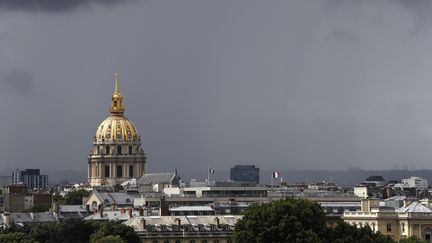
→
(88, 73, 146, 187)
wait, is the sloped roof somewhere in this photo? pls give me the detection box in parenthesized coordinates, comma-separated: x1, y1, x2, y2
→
(395, 202, 432, 213)
(91, 190, 138, 205)
(170, 206, 214, 212)
(59, 205, 88, 213)
(123, 215, 242, 230)
(139, 173, 175, 185)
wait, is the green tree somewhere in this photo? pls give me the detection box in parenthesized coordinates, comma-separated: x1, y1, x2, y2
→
(234, 197, 327, 242)
(400, 236, 428, 243)
(327, 221, 394, 243)
(87, 221, 140, 243)
(0, 232, 36, 243)
(234, 197, 395, 243)
(64, 189, 91, 205)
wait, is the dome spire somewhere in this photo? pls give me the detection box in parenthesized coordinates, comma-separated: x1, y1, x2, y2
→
(114, 72, 119, 94)
(110, 72, 124, 116)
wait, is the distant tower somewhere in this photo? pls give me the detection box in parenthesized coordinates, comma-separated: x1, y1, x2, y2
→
(88, 73, 146, 187)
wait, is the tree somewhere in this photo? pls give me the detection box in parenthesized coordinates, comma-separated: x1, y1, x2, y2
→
(64, 189, 91, 205)
(0, 232, 35, 243)
(400, 236, 428, 243)
(327, 221, 394, 243)
(86, 221, 140, 243)
(11, 220, 139, 243)
(90, 231, 127, 243)
(234, 197, 327, 242)
(234, 197, 395, 243)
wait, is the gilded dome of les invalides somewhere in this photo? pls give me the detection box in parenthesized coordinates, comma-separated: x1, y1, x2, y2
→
(94, 73, 140, 143)
(88, 72, 146, 187)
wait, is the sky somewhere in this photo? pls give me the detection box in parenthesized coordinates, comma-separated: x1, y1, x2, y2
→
(1, 0, 432, 174)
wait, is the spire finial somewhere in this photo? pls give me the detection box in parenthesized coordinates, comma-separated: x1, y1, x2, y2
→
(114, 72, 119, 94)
(110, 71, 124, 115)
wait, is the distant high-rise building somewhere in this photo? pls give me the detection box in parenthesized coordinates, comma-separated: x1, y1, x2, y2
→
(230, 165, 259, 184)
(11, 169, 48, 190)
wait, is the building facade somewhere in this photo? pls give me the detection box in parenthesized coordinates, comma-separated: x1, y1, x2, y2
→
(88, 73, 146, 187)
(343, 198, 432, 242)
(11, 169, 48, 190)
(229, 165, 259, 184)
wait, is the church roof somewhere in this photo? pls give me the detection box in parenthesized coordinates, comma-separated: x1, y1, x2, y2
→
(395, 202, 432, 213)
(139, 173, 176, 185)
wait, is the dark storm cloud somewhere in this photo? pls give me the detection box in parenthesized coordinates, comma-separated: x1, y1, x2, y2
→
(3, 0, 432, 177)
(0, 67, 34, 95)
(0, 0, 129, 13)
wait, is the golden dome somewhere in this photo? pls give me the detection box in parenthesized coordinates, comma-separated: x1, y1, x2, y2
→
(94, 72, 139, 142)
(95, 115, 139, 142)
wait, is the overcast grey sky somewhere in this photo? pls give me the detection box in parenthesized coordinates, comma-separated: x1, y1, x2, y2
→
(1, 0, 432, 174)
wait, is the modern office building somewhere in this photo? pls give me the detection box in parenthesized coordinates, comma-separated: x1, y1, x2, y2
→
(230, 165, 259, 184)
(11, 169, 48, 190)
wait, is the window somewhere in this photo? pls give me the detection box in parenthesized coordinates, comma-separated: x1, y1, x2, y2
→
(386, 224, 392, 232)
(201, 240, 207, 243)
(96, 146, 100, 154)
(213, 240, 219, 243)
(129, 145, 132, 154)
(190, 241, 196, 243)
(106, 145, 110, 154)
(117, 145, 122, 155)
(152, 241, 158, 243)
(117, 166, 123, 178)
(129, 165, 134, 177)
(114, 100, 117, 107)
(104, 166, 110, 177)
(163, 241, 169, 243)
(175, 240, 181, 243)
(227, 240, 233, 243)
(425, 228, 431, 241)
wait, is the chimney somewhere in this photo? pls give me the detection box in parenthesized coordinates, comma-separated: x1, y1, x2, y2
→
(403, 198, 415, 208)
(139, 219, 146, 230)
(139, 207, 144, 216)
(3, 212, 12, 228)
(361, 198, 379, 212)
(175, 218, 181, 226)
(120, 208, 126, 214)
(128, 208, 133, 218)
(99, 208, 103, 218)
(214, 217, 220, 227)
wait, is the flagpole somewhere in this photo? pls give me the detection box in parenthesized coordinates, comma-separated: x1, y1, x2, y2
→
(271, 173, 273, 189)
(207, 167, 210, 186)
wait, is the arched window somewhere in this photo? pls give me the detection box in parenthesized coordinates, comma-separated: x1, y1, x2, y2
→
(129, 145, 132, 155)
(114, 100, 117, 107)
(117, 145, 122, 155)
(106, 145, 110, 154)
(425, 228, 431, 241)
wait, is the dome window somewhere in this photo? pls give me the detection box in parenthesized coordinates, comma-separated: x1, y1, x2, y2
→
(106, 145, 110, 154)
(117, 145, 122, 155)
(128, 145, 132, 155)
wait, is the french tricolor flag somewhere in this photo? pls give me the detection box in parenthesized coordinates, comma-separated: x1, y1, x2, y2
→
(272, 171, 280, 178)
